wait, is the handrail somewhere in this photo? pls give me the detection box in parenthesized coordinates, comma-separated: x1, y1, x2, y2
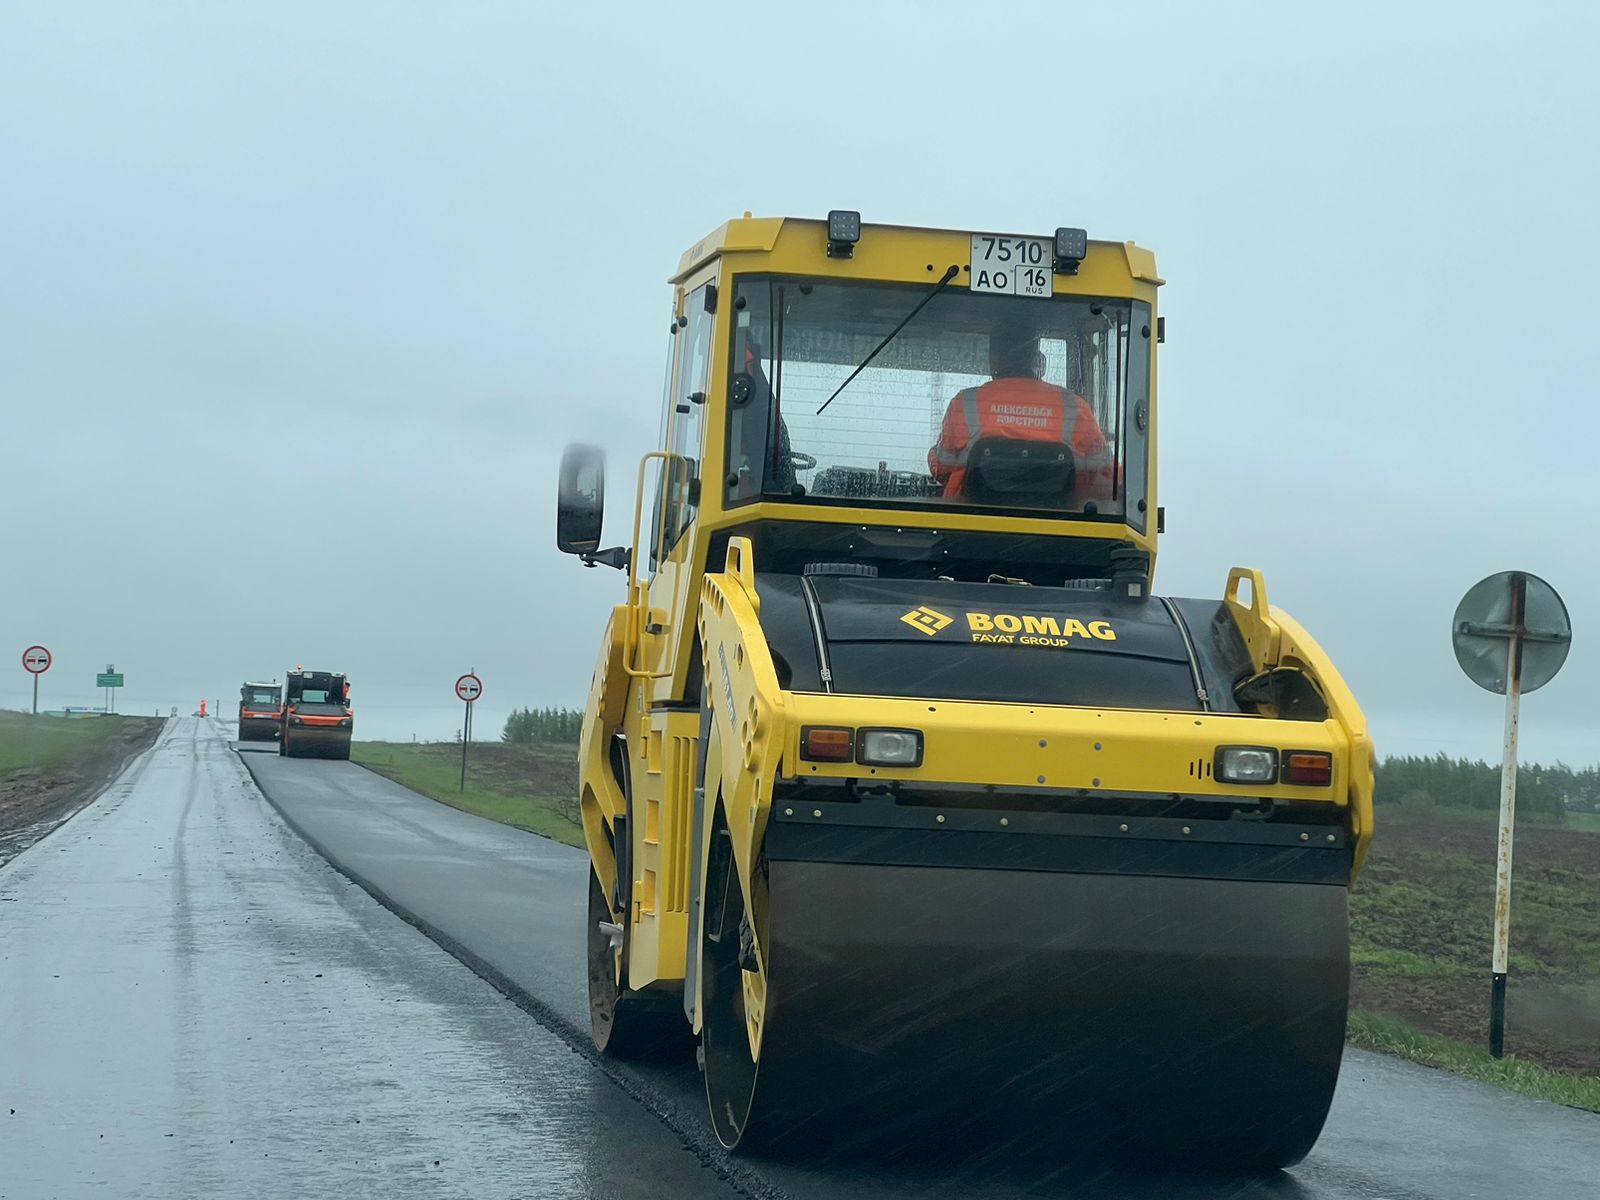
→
(622, 451, 674, 679)
(1225, 566, 1281, 668)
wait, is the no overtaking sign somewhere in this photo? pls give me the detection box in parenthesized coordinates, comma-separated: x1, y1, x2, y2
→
(455, 672, 482, 793)
(22, 645, 50, 716)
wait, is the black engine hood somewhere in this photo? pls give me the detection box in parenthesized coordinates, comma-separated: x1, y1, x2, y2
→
(753, 573, 1252, 712)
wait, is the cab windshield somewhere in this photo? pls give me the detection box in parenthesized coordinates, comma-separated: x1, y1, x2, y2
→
(245, 689, 279, 707)
(725, 277, 1150, 521)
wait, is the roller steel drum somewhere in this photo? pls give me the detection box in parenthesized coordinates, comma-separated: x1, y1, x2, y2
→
(702, 806, 1351, 1169)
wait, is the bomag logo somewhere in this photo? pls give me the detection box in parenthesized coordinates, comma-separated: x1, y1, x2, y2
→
(900, 606, 955, 636)
(965, 611, 1117, 647)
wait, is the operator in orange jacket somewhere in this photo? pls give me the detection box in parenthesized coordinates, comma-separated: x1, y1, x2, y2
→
(928, 321, 1114, 506)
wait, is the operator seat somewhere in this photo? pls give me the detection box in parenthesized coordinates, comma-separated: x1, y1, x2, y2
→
(961, 437, 1076, 509)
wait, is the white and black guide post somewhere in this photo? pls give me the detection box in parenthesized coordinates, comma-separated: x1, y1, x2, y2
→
(22, 645, 51, 715)
(1451, 571, 1572, 1058)
(455, 672, 482, 792)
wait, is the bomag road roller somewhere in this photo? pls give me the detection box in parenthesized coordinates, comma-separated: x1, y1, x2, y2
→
(279, 668, 353, 759)
(237, 680, 283, 742)
(555, 212, 1373, 1169)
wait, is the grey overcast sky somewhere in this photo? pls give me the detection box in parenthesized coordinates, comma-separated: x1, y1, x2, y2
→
(2, 2, 1596, 759)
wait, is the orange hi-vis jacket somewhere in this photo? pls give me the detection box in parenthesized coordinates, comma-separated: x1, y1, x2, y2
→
(928, 377, 1115, 501)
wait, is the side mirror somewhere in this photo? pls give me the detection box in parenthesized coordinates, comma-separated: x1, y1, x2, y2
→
(557, 443, 606, 556)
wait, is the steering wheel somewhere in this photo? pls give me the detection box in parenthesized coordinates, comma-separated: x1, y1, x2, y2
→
(789, 451, 818, 471)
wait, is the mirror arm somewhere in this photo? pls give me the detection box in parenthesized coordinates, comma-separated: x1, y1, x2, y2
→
(580, 546, 631, 571)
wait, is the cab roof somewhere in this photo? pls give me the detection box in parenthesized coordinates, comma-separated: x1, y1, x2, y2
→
(672, 214, 1161, 286)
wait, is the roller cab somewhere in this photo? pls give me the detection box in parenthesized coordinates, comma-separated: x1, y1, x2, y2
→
(557, 214, 1373, 1168)
(238, 680, 283, 742)
(280, 669, 353, 760)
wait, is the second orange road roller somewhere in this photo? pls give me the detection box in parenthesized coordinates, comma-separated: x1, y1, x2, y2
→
(237, 680, 283, 742)
(279, 668, 353, 760)
(554, 212, 1373, 1168)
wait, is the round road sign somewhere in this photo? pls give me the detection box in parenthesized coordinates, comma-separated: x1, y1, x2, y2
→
(22, 645, 51, 675)
(455, 673, 483, 703)
(1452, 571, 1572, 695)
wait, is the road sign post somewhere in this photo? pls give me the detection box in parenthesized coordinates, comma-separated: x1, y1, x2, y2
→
(96, 666, 125, 715)
(22, 646, 52, 716)
(456, 672, 483, 792)
(1451, 571, 1571, 1059)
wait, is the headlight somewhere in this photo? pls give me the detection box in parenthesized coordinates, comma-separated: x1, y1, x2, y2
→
(1215, 745, 1277, 785)
(290, 716, 304, 726)
(340, 718, 352, 729)
(858, 728, 923, 768)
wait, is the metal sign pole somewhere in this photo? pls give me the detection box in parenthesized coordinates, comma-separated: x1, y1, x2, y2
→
(1453, 572, 1571, 1062)
(23, 647, 51, 714)
(455, 670, 481, 792)
(1488, 573, 1526, 1058)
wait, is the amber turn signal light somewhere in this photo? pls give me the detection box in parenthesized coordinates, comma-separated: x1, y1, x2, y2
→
(1282, 751, 1333, 786)
(801, 726, 853, 762)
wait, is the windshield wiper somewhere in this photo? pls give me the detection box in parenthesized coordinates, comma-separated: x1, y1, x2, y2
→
(815, 264, 959, 415)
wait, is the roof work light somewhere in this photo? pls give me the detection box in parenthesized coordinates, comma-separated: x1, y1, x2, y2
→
(1053, 226, 1087, 274)
(827, 210, 861, 258)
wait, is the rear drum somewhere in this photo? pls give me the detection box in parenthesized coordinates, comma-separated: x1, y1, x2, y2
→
(699, 855, 1348, 1168)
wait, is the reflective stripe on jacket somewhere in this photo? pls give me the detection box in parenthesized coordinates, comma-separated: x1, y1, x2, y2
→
(928, 378, 1114, 500)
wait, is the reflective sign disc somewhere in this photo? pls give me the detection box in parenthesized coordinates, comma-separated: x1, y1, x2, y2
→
(1452, 572, 1571, 695)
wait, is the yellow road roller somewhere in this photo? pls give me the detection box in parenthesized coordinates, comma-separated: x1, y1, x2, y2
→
(556, 212, 1373, 1168)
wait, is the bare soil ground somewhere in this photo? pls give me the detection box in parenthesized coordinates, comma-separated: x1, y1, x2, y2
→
(1351, 808, 1600, 1075)
(0, 715, 165, 866)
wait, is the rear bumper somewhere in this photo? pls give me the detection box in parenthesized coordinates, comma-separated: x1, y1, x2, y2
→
(775, 691, 1371, 881)
(767, 794, 1352, 884)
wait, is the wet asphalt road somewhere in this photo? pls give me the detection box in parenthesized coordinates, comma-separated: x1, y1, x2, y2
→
(232, 733, 1600, 1199)
(0, 719, 740, 1199)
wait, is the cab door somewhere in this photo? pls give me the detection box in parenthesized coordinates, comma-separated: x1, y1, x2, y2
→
(640, 279, 714, 694)
(621, 276, 715, 989)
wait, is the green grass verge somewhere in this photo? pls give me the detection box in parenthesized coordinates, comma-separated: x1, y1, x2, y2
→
(350, 740, 583, 848)
(1348, 1010, 1600, 1112)
(1569, 812, 1600, 834)
(0, 711, 129, 782)
(1350, 946, 1470, 977)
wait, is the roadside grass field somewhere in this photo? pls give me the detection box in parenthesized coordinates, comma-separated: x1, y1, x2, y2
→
(0, 711, 130, 781)
(1350, 805, 1600, 1109)
(350, 740, 582, 848)
(1568, 811, 1600, 834)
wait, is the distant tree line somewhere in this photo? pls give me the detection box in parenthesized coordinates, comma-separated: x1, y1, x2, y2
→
(1377, 754, 1600, 818)
(502, 706, 583, 746)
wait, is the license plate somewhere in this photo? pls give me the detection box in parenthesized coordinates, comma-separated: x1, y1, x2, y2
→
(969, 233, 1052, 299)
